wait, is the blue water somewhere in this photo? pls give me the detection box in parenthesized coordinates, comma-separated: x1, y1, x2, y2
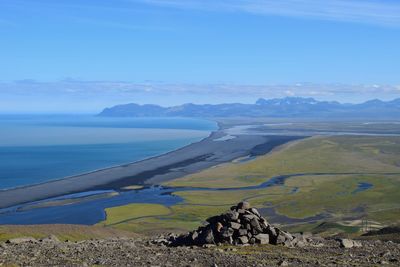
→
(0, 115, 217, 190)
(352, 182, 373, 194)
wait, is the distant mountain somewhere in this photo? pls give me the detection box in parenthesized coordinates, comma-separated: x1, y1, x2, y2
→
(98, 97, 400, 119)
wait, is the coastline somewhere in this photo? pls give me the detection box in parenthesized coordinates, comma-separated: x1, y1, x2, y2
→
(0, 124, 304, 209)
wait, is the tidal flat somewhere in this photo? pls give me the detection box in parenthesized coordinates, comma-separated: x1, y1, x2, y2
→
(1, 120, 400, 236)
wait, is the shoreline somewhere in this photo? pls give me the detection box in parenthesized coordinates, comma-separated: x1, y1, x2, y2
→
(0, 124, 303, 209)
(0, 129, 216, 193)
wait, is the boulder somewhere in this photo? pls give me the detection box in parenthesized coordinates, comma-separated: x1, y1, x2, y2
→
(254, 234, 269, 244)
(250, 218, 263, 233)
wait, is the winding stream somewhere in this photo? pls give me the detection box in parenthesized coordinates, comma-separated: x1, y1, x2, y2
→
(0, 172, 397, 225)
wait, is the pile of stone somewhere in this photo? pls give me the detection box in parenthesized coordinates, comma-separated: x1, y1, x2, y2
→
(168, 202, 310, 247)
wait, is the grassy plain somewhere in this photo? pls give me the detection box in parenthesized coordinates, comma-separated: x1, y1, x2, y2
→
(100, 136, 400, 235)
(165, 136, 400, 188)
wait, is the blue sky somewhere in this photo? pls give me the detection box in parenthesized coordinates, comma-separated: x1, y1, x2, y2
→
(0, 0, 399, 112)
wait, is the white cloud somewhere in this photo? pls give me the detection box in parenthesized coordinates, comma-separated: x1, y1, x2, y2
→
(133, 0, 400, 27)
(285, 90, 295, 96)
(2, 80, 399, 99)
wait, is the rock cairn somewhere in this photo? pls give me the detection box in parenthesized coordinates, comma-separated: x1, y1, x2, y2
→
(167, 202, 310, 247)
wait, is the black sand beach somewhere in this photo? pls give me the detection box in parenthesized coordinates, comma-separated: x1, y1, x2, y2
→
(0, 129, 303, 209)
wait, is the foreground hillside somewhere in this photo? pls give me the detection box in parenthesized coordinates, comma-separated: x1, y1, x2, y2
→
(1, 235, 399, 266)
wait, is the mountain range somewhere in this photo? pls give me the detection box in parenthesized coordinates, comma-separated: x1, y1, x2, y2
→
(98, 97, 400, 119)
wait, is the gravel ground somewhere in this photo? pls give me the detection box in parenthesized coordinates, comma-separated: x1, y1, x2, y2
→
(1, 236, 399, 266)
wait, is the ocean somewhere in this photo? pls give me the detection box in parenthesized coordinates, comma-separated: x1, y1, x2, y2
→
(0, 115, 217, 190)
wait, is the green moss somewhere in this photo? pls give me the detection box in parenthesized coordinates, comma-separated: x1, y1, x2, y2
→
(99, 203, 171, 226)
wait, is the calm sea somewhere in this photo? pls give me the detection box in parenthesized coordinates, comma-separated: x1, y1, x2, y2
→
(0, 115, 217, 190)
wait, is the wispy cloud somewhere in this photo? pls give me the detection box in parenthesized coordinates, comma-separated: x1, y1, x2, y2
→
(132, 0, 400, 27)
(1, 79, 399, 112)
(2, 79, 399, 100)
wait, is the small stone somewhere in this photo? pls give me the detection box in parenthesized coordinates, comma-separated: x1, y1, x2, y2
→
(238, 229, 248, 236)
(278, 260, 289, 266)
(254, 234, 269, 244)
(216, 222, 223, 232)
(284, 239, 293, 247)
(191, 231, 198, 241)
(225, 211, 239, 221)
(237, 201, 251, 210)
(243, 214, 257, 221)
(230, 222, 241, 230)
(221, 227, 234, 238)
(339, 239, 354, 248)
(238, 236, 249, 244)
(249, 208, 261, 217)
(200, 229, 214, 244)
(237, 209, 246, 214)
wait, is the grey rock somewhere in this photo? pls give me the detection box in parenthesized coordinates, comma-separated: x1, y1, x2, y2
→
(225, 211, 239, 221)
(221, 227, 234, 238)
(237, 201, 250, 210)
(237, 209, 246, 214)
(278, 260, 289, 266)
(238, 236, 249, 244)
(230, 222, 241, 230)
(254, 234, 269, 245)
(191, 231, 198, 241)
(199, 229, 214, 244)
(339, 239, 354, 248)
(243, 214, 257, 221)
(249, 208, 261, 217)
(250, 218, 263, 233)
(238, 229, 248, 236)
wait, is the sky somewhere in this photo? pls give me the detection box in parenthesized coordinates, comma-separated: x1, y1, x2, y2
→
(0, 0, 399, 113)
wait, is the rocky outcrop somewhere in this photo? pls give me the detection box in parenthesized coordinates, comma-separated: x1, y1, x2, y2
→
(165, 202, 312, 247)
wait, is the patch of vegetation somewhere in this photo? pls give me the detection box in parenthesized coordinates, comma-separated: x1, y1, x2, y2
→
(100, 203, 230, 234)
(165, 136, 400, 188)
(102, 136, 400, 235)
(99, 203, 171, 227)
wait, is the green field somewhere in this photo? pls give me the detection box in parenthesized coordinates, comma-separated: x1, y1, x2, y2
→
(100, 136, 400, 235)
(165, 136, 400, 188)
